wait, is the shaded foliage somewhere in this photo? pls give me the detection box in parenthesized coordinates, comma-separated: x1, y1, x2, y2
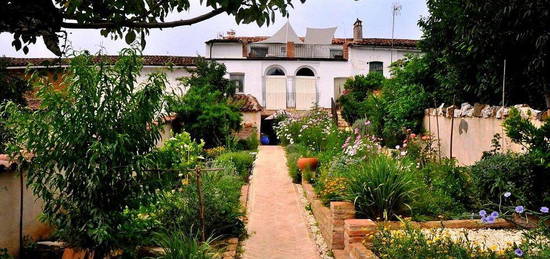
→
(419, 0, 550, 108)
(0, 59, 31, 154)
(168, 59, 242, 148)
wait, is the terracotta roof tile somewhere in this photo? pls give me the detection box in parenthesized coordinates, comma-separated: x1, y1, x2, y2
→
(218, 36, 417, 48)
(2, 55, 198, 68)
(231, 94, 263, 112)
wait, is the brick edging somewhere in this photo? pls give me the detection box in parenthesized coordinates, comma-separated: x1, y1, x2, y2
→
(301, 179, 520, 259)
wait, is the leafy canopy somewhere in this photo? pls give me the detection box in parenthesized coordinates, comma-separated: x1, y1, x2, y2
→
(3, 48, 167, 254)
(419, 0, 550, 108)
(1, 0, 305, 55)
(168, 59, 242, 148)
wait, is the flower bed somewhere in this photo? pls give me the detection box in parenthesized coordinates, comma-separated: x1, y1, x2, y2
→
(278, 107, 550, 258)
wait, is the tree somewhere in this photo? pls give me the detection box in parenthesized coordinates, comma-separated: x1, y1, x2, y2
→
(338, 73, 385, 124)
(0, 59, 32, 154)
(3, 49, 167, 255)
(1, 0, 305, 55)
(419, 0, 550, 109)
(168, 59, 242, 148)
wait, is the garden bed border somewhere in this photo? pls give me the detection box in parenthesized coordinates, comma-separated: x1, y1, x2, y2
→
(301, 179, 517, 259)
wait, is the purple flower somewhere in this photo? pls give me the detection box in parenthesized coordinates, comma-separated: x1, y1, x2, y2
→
(515, 206, 525, 214)
(479, 210, 487, 217)
(504, 192, 511, 198)
(490, 211, 499, 217)
(480, 216, 487, 223)
(486, 215, 496, 224)
(540, 207, 549, 213)
(515, 248, 523, 257)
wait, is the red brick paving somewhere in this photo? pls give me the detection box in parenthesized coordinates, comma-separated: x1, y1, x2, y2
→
(242, 146, 320, 259)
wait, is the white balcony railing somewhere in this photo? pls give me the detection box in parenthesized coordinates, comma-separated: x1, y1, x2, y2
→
(249, 43, 343, 59)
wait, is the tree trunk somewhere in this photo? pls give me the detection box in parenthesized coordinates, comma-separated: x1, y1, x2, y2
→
(545, 92, 550, 110)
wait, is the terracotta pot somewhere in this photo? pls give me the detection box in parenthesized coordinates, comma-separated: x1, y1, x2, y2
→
(62, 248, 95, 259)
(297, 157, 319, 171)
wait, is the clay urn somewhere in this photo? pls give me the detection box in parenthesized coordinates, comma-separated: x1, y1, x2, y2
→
(297, 157, 319, 171)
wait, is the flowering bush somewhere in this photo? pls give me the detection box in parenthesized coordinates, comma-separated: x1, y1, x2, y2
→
(275, 108, 340, 152)
(316, 177, 348, 204)
(372, 225, 519, 258)
(470, 152, 548, 210)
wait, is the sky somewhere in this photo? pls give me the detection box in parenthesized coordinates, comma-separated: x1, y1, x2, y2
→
(0, 0, 428, 58)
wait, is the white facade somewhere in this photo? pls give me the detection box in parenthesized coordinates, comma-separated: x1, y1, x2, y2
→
(204, 43, 418, 109)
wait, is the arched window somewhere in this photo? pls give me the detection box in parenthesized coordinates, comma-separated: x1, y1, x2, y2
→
(296, 67, 315, 77)
(266, 67, 285, 76)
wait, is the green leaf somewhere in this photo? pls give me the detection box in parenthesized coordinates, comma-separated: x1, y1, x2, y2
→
(12, 39, 21, 51)
(125, 30, 136, 44)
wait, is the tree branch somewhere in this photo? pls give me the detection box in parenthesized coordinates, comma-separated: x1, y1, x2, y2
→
(61, 9, 224, 29)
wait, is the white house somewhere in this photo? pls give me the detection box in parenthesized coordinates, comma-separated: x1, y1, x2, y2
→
(4, 19, 419, 139)
(205, 19, 419, 111)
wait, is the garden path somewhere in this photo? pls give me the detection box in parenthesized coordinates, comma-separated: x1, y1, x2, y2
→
(242, 145, 320, 259)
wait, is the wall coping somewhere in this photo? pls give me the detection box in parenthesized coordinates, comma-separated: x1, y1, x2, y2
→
(425, 103, 549, 121)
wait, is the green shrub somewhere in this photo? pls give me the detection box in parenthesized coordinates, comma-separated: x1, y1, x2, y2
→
(153, 231, 215, 259)
(168, 59, 242, 148)
(236, 132, 259, 151)
(285, 144, 309, 183)
(215, 151, 255, 181)
(338, 155, 417, 219)
(470, 152, 549, 209)
(0, 248, 12, 259)
(504, 108, 550, 165)
(338, 73, 385, 124)
(380, 82, 428, 147)
(412, 159, 474, 219)
(154, 170, 244, 238)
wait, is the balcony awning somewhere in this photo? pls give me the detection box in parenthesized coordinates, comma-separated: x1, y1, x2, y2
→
(257, 22, 301, 44)
(304, 27, 337, 45)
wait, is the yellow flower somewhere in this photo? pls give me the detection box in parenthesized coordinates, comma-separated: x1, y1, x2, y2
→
(181, 178, 189, 185)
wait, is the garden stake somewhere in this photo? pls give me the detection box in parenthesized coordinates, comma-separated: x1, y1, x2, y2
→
(19, 170, 23, 258)
(450, 110, 454, 160)
(194, 166, 206, 242)
(187, 166, 224, 242)
(434, 101, 442, 162)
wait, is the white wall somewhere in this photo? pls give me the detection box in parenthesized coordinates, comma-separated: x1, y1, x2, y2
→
(138, 66, 191, 95)
(205, 43, 244, 59)
(216, 59, 350, 108)
(161, 43, 418, 110)
(349, 47, 417, 77)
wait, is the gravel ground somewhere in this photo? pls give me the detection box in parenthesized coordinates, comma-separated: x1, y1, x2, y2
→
(295, 184, 334, 259)
(421, 228, 527, 251)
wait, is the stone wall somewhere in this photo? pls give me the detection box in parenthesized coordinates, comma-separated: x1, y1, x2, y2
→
(423, 103, 547, 165)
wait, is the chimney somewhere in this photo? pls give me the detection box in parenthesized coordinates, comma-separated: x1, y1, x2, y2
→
(226, 29, 236, 39)
(353, 19, 363, 42)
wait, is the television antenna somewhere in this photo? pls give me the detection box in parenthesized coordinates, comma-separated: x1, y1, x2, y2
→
(391, 1, 402, 63)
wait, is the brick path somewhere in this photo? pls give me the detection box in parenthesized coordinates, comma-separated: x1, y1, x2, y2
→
(242, 146, 320, 259)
